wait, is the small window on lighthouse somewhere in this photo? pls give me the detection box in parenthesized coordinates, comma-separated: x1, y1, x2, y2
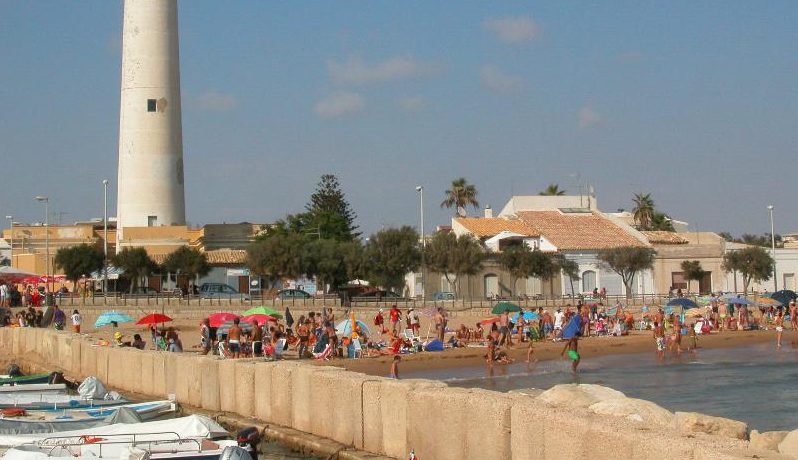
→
(147, 99, 157, 112)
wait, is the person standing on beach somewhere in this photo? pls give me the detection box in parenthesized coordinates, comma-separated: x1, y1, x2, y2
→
(390, 355, 401, 379)
(498, 311, 512, 347)
(71, 310, 81, 333)
(228, 318, 242, 358)
(408, 308, 420, 337)
(200, 318, 211, 355)
(389, 305, 401, 334)
(553, 308, 564, 341)
(653, 321, 665, 359)
(434, 308, 445, 342)
(775, 311, 785, 348)
(790, 301, 797, 330)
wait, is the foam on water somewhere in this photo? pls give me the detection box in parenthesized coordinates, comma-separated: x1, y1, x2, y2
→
(406, 341, 798, 431)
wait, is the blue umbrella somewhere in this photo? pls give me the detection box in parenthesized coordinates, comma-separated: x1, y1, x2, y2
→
(666, 298, 698, 308)
(725, 297, 755, 306)
(512, 312, 539, 322)
(335, 319, 370, 337)
(94, 311, 134, 328)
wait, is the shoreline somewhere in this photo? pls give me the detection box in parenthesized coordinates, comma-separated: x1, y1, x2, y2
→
(316, 329, 779, 377)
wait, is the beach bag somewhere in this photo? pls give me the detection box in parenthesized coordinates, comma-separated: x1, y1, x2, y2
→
(424, 339, 444, 352)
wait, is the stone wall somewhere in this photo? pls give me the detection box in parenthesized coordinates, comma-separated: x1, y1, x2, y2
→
(0, 327, 785, 459)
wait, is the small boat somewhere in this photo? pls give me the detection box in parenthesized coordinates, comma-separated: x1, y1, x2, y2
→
(0, 401, 178, 435)
(0, 394, 128, 411)
(0, 415, 245, 457)
(0, 374, 53, 386)
(0, 383, 67, 395)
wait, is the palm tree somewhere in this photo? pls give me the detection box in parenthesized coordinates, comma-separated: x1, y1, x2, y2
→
(632, 193, 655, 230)
(441, 178, 479, 217)
(539, 183, 566, 196)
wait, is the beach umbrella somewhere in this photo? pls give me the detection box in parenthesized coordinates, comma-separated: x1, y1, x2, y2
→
(0, 267, 38, 283)
(512, 311, 539, 322)
(666, 298, 698, 308)
(136, 313, 173, 325)
(753, 296, 782, 307)
(726, 297, 755, 306)
(492, 302, 521, 315)
(242, 306, 283, 319)
(771, 290, 797, 306)
(683, 308, 703, 318)
(335, 319, 370, 337)
(208, 312, 240, 327)
(241, 314, 275, 324)
(94, 311, 134, 328)
(216, 319, 254, 336)
(479, 317, 500, 325)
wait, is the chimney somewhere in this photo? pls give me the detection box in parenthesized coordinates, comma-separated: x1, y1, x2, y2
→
(484, 206, 493, 218)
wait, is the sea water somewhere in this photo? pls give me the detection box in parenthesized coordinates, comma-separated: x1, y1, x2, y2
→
(405, 342, 798, 432)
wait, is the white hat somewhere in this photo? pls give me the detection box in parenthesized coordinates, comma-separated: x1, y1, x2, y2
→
(379, 308, 384, 313)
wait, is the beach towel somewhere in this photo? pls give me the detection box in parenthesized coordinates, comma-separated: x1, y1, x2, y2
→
(561, 315, 583, 339)
(314, 344, 333, 360)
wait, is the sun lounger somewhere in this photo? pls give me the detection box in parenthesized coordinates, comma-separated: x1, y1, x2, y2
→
(314, 344, 333, 361)
(351, 339, 363, 359)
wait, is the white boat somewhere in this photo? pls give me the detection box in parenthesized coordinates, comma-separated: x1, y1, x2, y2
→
(0, 384, 67, 395)
(0, 414, 228, 448)
(0, 401, 178, 435)
(4, 440, 252, 460)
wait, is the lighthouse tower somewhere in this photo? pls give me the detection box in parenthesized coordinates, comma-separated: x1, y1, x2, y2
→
(116, 0, 185, 242)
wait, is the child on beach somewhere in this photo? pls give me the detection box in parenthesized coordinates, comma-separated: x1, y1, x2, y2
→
(526, 340, 537, 364)
(390, 355, 401, 379)
(775, 311, 784, 348)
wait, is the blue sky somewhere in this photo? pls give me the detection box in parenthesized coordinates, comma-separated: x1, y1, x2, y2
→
(1, 1, 796, 236)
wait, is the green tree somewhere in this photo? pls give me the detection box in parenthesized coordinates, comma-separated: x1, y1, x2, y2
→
(111, 247, 157, 293)
(424, 232, 484, 296)
(246, 233, 305, 288)
(680, 260, 706, 293)
(632, 193, 655, 230)
(556, 255, 581, 297)
(161, 247, 211, 293)
(597, 247, 656, 299)
(722, 247, 774, 294)
(499, 244, 535, 296)
(531, 250, 559, 297)
(539, 183, 566, 196)
(304, 174, 359, 241)
(53, 244, 105, 288)
(303, 239, 348, 294)
(441, 178, 479, 217)
(650, 212, 675, 231)
(340, 241, 368, 283)
(364, 226, 421, 293)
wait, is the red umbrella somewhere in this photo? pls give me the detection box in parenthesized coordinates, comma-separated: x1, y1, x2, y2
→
(241, 314, 276, 324)
(136, 313, 173, 325)
(208, 312, 239, 327)
(479, 317, 500, 325)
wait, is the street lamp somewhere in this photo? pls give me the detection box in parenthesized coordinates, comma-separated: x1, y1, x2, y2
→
(4, 216, 12, 267)
(415, 186, 425, 301)
(103, 180, 109, 296)
(768, 205, 777, 292)
(34, 196, 50, 294)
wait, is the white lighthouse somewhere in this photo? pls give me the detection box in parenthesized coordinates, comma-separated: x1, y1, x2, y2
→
(116, 0, 186, 242)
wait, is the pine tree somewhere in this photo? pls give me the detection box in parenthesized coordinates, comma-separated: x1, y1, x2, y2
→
(304, 174, 359, 241)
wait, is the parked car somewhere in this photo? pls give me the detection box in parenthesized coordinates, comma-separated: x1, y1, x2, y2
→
(432, 291, 455, 301)
(352, 290, 405, 301)
(274, 288, 311, 300)
(199, 283, 250, 300)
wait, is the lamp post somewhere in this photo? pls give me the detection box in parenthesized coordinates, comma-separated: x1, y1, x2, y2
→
(103, 180, 109, 296)
(415, 186, 425, 301)
(34, 196, 50, 293)
(4, 216, 12, 267)
(768, 205, 777, 292)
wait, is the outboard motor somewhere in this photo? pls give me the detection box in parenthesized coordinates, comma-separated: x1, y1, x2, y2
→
(6, 364, 21, 378)
(220, 446, 253, 460)
(236, 427, 260, 460)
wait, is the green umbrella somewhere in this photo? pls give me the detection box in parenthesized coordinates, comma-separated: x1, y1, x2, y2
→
(492, 301, 521, 315)
(243, 306, 283, 319)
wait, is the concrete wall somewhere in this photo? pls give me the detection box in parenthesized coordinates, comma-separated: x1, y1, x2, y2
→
(0, 327, 773, 459)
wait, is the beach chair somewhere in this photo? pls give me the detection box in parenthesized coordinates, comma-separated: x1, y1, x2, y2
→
(314, 343, 333, 361)
(351, 338, 363, 359)
(274, 338, 287, 360)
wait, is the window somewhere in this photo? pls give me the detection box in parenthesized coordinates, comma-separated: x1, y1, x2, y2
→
(147, 215, 157, 227)
(484, 274, 499, 299)
(147, 99, 157, 112)
(582, 270, 596, 293)
(671, 272, 687, 290)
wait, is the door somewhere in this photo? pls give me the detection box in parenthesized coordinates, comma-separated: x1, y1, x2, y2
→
(582, 270, 596, 294)
(484, 274, 499, 299)
(238, 276, 249, 294)
(699, 272, 712, 294)
(526, 277, 542, 296)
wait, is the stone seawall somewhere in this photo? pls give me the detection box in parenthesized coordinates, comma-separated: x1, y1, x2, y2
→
(0, 327, 787, 459)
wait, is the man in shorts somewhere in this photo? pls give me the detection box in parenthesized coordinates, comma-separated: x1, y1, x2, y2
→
(560, 314, 583, 373)
(228, 318, 242, 358)
(653, 321, 665, 359)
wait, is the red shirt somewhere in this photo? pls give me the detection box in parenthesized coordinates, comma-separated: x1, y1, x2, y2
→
(390, 309, 400, 322)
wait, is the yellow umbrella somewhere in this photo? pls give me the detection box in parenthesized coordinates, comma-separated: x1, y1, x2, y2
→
(753, 296, 782, 306)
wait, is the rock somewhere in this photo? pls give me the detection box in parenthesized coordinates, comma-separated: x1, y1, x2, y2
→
(674, 412, 748, 440)
(777, 429, 798, 457)
(589, 397, 674, 426)
(509, 388, 543, 398)
(536, 384, 625, 408)
(750, 430, 788, 452)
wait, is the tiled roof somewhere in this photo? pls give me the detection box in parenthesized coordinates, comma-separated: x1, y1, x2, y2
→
(454, 218, 538, 238)
(641, 231, 689, 245)
(516, 211, 647, 250)
(150, 249, 247, 266)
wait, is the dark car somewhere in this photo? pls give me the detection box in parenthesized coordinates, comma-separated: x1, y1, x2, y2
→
(275, 288, 311, 300)
(352, 290, 404, 301)
(199, 283, 250, 300)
